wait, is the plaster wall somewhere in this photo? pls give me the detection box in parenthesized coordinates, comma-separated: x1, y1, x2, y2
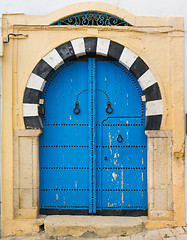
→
(0, 0, 186, 236)
(1, 2, 185, 235)
(0, 0, 187, 218)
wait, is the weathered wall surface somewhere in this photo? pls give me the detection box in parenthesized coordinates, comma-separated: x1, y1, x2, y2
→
(1, 2, 185, 236)
(0, 0, 187, 219)
(0, 1, 186, 224)
(0, 0, 186, 237)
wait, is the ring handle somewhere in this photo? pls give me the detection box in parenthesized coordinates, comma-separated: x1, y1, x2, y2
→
(73, 101, 80, 114)
(106, 101, 113, 114)
(117, 134, 123, 143)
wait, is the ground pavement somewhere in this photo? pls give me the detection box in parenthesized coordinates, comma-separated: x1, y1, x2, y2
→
(1, 227, 187, 240)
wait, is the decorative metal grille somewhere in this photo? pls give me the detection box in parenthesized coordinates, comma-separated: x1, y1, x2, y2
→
(52, 12, 131, 26)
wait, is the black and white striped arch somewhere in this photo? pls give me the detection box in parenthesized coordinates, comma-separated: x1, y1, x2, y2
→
(23, 37, 162, 130)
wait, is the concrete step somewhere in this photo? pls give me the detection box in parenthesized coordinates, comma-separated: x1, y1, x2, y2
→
(44, 215, 144, 237)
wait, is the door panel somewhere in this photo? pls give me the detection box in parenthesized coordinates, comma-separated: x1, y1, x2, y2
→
(95, 61, 147, 211)
(95, 61, 144, 122)
(40, 58, 147, 214)
(102, 120, 146, 147)
(40, 125, 89, 145)
(40, 61, 90, 210)
(100, 191, 147, 209)
(40, 148, 89, 168)
(40, 168, 89, 189)
(40, 191, 89, 209)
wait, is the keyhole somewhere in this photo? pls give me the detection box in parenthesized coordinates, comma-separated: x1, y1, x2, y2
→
(104, 156, 107, 160)
(117, 134, 123, 143)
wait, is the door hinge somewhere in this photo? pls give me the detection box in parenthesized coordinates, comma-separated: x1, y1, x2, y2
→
(38, 106, 45, 116)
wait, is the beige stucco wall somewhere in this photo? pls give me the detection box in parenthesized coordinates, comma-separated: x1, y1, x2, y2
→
(1, 2, 185, 236)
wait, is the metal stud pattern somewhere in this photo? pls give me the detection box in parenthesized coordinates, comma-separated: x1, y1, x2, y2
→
(88, 58, 96, 213)
(39, 58, 147, 213)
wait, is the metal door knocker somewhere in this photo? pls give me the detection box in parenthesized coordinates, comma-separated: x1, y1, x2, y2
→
(106, 101, 113, 114)
(117, 134, 123, 143)
(73, 101, 80, 114)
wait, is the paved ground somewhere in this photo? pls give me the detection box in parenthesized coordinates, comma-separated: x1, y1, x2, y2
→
(1, 227, 187, 240)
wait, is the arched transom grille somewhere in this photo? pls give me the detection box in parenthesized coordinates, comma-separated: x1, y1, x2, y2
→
(52, 12, 131, 26)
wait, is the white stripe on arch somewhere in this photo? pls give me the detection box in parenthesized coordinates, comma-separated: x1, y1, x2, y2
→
(138, 69, 157, 91)
(146, 100, 163, 116)
(23, 104, 39, 117)
(96, 38, 110, 56)
(26, 73, 46, 91)
(43, 49, 64, 70)
(119, 47, 138, 70)
(71, 38, 86, 57)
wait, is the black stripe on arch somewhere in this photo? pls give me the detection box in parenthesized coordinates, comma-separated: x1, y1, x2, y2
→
(24, 116, 43, 129)
(145, 115, 162, 130)
(32, 59, 54, 81)
(23, 88, 41, 104)
(107, 41, 124, 60)
(84, 37, 97, 55)
(130, 57, 149, 79)
(143, 83, 162, 102)
(56, 41, 75, 62)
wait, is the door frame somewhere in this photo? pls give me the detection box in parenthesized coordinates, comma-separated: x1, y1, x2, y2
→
(22, 37, 167, 219)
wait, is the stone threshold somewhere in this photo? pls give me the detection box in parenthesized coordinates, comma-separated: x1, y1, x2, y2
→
(44, 215, 145, 238)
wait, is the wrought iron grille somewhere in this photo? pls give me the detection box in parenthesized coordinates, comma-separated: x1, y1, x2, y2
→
(52, 12, 131, 26)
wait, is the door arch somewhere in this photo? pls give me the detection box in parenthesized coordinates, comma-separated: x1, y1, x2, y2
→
(39, 56, 147, 215)
(23, 37, 163, 131)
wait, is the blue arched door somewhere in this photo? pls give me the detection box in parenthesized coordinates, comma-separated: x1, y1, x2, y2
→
(39, 57, 147, 215)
